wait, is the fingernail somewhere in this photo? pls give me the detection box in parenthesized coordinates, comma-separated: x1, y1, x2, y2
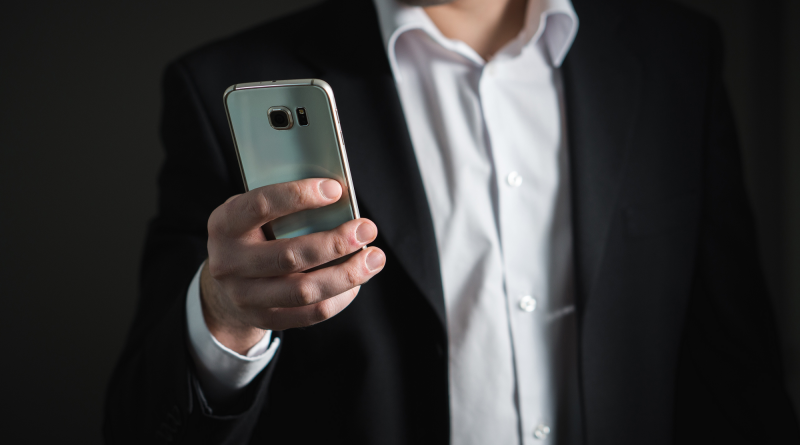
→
(356, 222, 377, 243)
(319, 179, 342, 200)
(365, 250, 385, 272)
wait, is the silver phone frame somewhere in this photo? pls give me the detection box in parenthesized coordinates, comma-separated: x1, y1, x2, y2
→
(223, 78, 361, 221)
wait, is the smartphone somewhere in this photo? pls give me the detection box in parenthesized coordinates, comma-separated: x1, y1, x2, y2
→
(223, 79, 359, 240)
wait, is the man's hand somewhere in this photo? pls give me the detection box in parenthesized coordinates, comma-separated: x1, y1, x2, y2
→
(200, 178, 385, 354)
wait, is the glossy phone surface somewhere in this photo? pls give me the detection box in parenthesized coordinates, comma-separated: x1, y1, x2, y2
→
(224, 79, 359, 239)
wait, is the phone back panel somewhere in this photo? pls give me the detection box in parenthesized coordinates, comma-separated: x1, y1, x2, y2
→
(224, 80, 358, 239)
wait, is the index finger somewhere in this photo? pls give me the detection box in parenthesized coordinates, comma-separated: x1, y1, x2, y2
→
(215, 178, 343, 237)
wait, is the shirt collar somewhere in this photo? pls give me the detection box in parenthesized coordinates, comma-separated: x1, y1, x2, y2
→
(372, 0, 579, 68)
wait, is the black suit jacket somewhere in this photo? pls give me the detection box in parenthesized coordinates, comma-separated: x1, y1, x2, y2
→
(104, 0, 799, 443)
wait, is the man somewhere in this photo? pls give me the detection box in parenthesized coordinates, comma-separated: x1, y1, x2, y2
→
(104, 0, 799, 443)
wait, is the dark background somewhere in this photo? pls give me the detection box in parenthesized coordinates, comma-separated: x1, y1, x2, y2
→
(1, 0, 797, 442)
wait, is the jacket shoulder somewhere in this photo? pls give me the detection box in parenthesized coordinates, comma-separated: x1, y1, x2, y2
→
(173, 2, 330, 84)
(163, 0, 383, 102)
(624, 0, 723, 57)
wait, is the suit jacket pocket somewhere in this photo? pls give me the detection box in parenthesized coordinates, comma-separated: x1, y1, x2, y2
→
(624, 192, 700, 238)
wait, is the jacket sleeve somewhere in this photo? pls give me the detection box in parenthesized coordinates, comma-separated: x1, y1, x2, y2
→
(103, 60, 277, 444)
(673, 25, 800, 444)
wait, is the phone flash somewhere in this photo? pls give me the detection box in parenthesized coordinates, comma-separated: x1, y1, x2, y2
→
(296, 107, 309, 126)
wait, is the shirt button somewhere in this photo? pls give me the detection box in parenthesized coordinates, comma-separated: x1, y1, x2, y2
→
(533, 424, 551, 440)
(518, 295, 537, 312)
(486, 64, 496, 76)
(506, 171, 523, 187)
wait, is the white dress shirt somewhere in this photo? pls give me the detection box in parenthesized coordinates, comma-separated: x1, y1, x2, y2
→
(185, 265, 280, 403)
(186, 0, 579, 442)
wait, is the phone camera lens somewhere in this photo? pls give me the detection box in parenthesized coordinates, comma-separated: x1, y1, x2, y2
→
(269, 110, 290, 128)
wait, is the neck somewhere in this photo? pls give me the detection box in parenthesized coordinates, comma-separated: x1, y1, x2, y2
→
(424, 0, 529, 60)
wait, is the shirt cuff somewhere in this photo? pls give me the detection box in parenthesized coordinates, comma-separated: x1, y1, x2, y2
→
(185, 262, 280, 403)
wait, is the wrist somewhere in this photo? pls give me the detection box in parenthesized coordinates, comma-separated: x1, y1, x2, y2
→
(200, 261, 268, 355)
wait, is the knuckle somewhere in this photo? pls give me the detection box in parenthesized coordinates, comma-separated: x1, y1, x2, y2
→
(331, 235, 351, 258)
(311, 299, 337, 323)
(343, 263, 362, 288)
(207, 258, 221, 277)
(207, 256, 231, 279)
(207, 211, 225, 237)
(259, 307, 280, 330)
(290, 182, 309, 207)
(276, 246, 300, 273)
(292, 279, 318, 306)
(246, 194, 270, 221)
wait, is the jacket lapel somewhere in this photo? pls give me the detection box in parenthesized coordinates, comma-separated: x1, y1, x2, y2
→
(562, 0, 643, 310)
(334, 72, 448, 329)
(296, 0, 448, 329)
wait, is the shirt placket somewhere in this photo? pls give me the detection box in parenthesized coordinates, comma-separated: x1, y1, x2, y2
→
(480, 57, 558, 444)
